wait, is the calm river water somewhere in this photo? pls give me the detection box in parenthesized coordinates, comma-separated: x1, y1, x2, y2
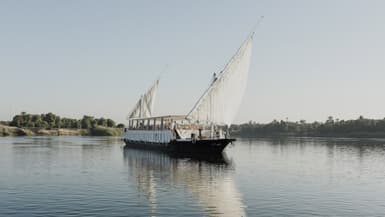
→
(1, 136, 385, 216)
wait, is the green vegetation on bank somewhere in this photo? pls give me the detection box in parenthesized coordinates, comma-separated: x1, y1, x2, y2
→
(0, 112, 124, 137)
(231, 116, 385, 138)
(3, 113, 385, 138)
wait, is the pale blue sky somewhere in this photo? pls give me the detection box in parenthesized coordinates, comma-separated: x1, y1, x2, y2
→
(1, 0, 385, 124)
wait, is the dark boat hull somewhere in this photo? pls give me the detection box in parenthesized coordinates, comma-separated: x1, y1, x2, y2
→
(123, 138, 234, 154)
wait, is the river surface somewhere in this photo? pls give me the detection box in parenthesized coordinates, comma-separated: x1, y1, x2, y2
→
(1, 136, 385, 216)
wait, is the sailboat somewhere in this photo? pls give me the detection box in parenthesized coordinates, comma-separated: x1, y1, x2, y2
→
(123, 32, 254, 154)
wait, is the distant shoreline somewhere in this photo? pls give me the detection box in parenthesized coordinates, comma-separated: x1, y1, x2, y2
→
(0, 125, 122, 137)
(2, 112, 385, 139)
(0, 112, 124, 137)
(230, 116, 385, 139)
(231, 131, 385, 139)
(2, 124, 385, 139)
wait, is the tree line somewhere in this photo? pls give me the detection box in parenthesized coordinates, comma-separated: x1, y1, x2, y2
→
(230, 116, 385, 138)
(8, 112, 124, 129)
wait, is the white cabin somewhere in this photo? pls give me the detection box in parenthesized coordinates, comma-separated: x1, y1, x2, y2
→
(124, 115, 227, 144)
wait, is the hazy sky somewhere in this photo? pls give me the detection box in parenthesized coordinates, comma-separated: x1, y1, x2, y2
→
(1, 0, 385, 124)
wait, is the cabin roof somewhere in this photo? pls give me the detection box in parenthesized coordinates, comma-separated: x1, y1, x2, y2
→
(128, 115, 187, 121)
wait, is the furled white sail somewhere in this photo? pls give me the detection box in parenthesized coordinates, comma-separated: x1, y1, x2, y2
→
(128, 79, 159, 119)
(186, 34, 253, 126)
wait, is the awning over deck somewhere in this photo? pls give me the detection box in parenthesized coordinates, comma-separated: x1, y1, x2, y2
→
(128, 115, 187, 121)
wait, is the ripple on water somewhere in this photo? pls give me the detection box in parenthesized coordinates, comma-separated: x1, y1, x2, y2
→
(1, 136, 385, 216)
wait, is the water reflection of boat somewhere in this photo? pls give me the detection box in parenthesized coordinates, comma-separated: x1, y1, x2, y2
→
(123, 148, 247, 217)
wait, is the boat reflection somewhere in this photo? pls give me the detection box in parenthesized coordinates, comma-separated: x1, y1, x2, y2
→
(123, 148, 246, 217)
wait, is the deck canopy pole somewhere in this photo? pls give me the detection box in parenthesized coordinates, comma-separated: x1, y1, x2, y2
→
(160, 117, 164, 130)
(153, 118, 156, 130)
(143, 119, 146, 129)
(147, 119, 150, 129)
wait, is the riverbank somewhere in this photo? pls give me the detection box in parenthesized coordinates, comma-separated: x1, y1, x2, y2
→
(231, 131, 385, 139)
(0, 124, 122, 137)
(230, 116, 385, 139)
